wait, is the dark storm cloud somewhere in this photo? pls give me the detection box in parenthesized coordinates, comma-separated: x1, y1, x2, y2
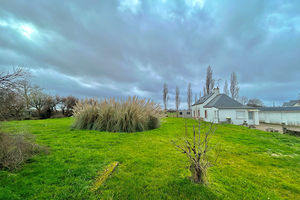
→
(0, 0, 299, 107)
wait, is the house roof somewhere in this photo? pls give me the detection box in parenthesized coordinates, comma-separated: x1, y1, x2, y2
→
(192, 93, 214, 106)
(204, 94, 252, 109)
(283, 100, 299, 107)
(259, 107, 300, 112)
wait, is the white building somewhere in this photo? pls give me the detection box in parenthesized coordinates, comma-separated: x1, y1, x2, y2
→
(191, 88, 259, 125)
(179, 110, 192, 118)
(259, 107, 300, 126)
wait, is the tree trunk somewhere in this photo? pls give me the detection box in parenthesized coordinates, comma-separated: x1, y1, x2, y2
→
(190, 163, 207, 184)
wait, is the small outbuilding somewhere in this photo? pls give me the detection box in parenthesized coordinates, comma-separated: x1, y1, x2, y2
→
(178, 110, 192, 118)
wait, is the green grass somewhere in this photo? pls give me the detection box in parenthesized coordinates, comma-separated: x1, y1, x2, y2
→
(167, 112, 177, 117)
(0, 117, 299, 200)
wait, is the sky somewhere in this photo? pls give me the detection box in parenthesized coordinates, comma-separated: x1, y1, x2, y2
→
(0, 0, 300, 108)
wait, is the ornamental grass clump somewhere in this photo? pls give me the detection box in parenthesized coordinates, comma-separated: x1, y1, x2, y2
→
(72, 96, 163, 132)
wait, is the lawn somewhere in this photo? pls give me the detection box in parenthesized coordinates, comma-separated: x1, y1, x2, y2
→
(0, 117, 299, 200)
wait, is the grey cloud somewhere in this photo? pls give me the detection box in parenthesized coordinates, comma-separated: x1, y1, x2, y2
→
(0, 0, 300, 107)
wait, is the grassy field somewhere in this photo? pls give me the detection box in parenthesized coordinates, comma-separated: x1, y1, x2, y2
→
(0, 117, 299, 200)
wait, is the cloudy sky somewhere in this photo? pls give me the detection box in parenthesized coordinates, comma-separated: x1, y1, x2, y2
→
(0, 0, 300, 107)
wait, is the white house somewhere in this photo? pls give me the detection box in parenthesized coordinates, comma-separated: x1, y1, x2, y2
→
(259, 107, 300, 126)
(191, 88, 259, 125)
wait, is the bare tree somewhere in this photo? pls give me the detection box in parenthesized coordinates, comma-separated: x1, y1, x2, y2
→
(216, 79, 222, 88)
(29, 87, 48, 116)
(19, 80, 33, 110)
(163, 83, 168, 111)
(59, 96, 66, 115)
(230, 72, 239, 100)
(43, 96, 57, 118)
(176, 86, 180, 117)
(54, 95, 61, 113)
(203, 86, 207, 96)
(247, 98, 263, 107)
(63, 96, 78, 116)
(0, 68, 25, 91)
(223, 80, 229, 96)
(239, 96, 248, 105)
(172, 121, 218, 184)
(0, 90, 25, 120)
(0, 68, 27, 120)
(205, 66, 214, 94)
(187, 83, 192, 110)
(211, 79, 215, 92)
(167, 96, 169, 109)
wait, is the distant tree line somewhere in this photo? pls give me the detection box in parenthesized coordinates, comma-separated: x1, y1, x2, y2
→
(0, 68, 78, 121)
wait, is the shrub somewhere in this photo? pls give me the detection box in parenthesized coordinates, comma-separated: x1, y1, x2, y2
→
(172, 121, 218, 184)
(0, 132, 47, 170)
(72, 96, 163, 132)
(58, 96, 78, 117)
(0, 90, 26, 120)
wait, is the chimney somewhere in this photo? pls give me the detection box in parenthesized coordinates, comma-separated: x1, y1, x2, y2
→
(213, 87, 220, 94)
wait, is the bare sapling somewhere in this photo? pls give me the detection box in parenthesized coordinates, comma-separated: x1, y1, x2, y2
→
(172, 121, 218, 184)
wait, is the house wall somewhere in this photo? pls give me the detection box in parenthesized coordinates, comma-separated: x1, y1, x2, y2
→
(191, 106, 219, 123)
(254, 111, 259, 125)
(192, 107, 259, 125)
(218, 109, 247, 125)
(218, 109, 259, 125)
(191, 92, 219, 119)
(203, 107, 219, 123)
(259, 111, 300, 126)
(192, 105, 219, 122)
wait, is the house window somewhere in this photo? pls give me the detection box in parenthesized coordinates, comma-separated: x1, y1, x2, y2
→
(214, 111, 217, 118)
(198, 109, 200, 117)
(248, 111, 253, 120)
(193, 110, 195, 117)
(187, 112, 190, 115)
(205, 110, 207, 118)
(236, 111, 246, 119)
(180, 112, 183, 115)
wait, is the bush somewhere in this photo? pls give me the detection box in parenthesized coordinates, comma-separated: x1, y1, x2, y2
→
(172, 121, 218, 184)
(0, 90, 26, 120)
(0, 132, 47, 170)
(72, 96, 163, 132)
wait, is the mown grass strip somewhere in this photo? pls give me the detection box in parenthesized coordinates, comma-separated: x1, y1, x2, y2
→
(91, 161, 119, 192)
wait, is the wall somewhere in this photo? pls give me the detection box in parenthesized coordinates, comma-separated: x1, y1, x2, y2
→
(219, 109, 247, 125)
(218, 109, 259, 125)
(179, 110, 192, 118)
(192, 107, 259, 125)
(203, 107, 219, 123)
(259, 111, 300, 126)
(191, 92, 219, 119)
(253, 111, 259, 125)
